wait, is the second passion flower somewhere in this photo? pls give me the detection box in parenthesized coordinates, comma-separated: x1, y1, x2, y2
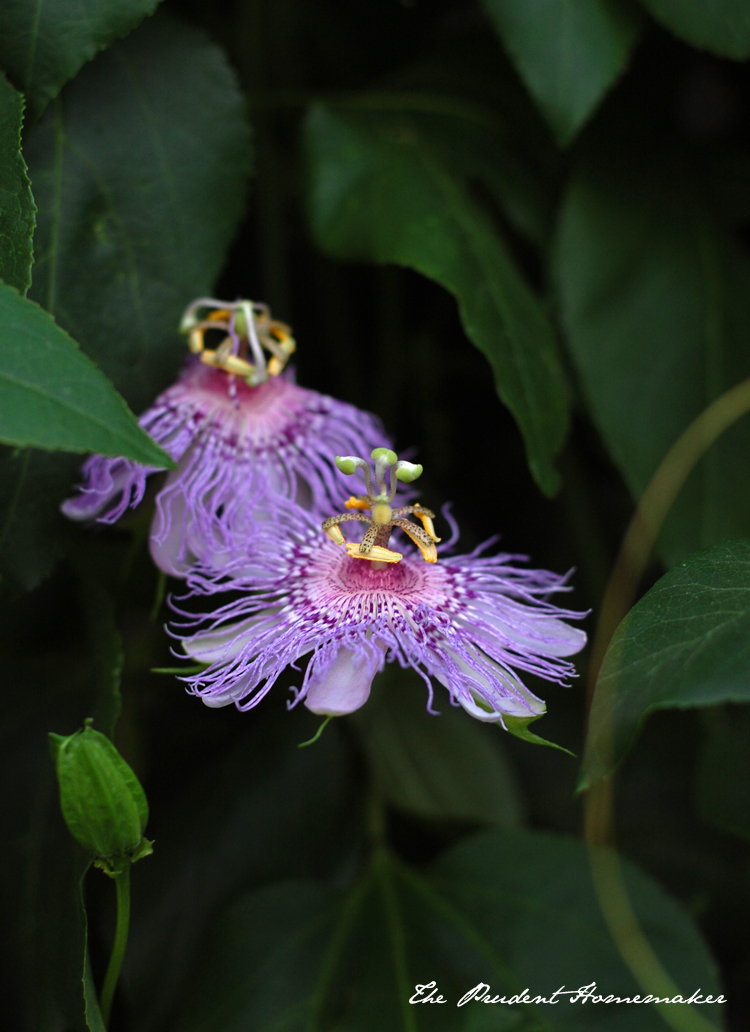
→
(62, 298, 395, 575)
(172, 450, 587, 727)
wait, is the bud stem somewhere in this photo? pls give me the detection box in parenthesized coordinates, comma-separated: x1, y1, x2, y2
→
(100, 866, 131, 1028)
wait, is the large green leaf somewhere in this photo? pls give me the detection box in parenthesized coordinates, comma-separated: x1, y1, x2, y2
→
(0, 72, 34, 291)
(7, 12, 251, 588)
(352, 666, 524, 827)
(554, 158, 750, 567)
(0, 0, 161, 120)
(638, 0, 750, 60)
(0, 282, 174, 463)
(581, 540, 750, 788)
(170, 828, 724, 1031)
(305, 104, 569, 496)
(25, 11, 252, 413)
(482, 0, 641, 146)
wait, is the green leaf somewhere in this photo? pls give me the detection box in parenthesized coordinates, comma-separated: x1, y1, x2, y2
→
(122, 704, 357, 1032)
(695, 706, 750, 844)
(0, 0, 161, 120)
(0, 575, 123, 1028)
(25, 11, 253, 413)
(503, 713, 576, 755)
(0, 281, 175, 464)
(352, 666, 524, 826)
(638, 0, 750, 60)
(554, 156, 750, 567)
(581, 539, 750, 789)
(83, 882, 107, 1032)
(0, 72, 34, 291)
(305, 104, 569, 496)
(0, 447, 78, 589)
(171, 828, 724, 1031)
(482, 0, 641, 146)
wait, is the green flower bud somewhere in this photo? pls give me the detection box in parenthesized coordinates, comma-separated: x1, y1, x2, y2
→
(335, 455, 360, 475)
(395, 461, 423, 483)
(49, 719, 153, 877)
(371, 447, 398, 465)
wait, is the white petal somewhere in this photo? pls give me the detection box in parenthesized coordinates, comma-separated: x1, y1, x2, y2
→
(183, 613, 275, 664)
(435, 650, 546, 720)
(304, 648, 376, 716)
(466, 607, 587, 658)
(150, 487, 194, 576)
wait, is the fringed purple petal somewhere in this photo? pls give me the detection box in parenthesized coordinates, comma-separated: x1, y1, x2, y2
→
(171, 503, 588, 722)
(62, 358, 401, 574)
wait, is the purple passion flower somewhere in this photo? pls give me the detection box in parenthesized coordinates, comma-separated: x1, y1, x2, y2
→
(173, 453, 587, 726)
(62, 300, 392, 575)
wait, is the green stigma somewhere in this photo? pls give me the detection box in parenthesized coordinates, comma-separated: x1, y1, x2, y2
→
(335, 455, 360, 475)
(395, 461, 423, 484)
(371, 447, 398, 465)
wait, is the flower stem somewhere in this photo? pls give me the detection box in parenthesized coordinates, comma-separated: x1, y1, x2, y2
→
(100, 866, 131, 1028)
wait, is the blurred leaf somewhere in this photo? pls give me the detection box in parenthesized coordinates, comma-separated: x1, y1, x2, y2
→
(695, 705, 750, 844)
(554, 157, 750, 567)
(0, 447, 79, 589)
(305, 104, 569, 496)
(482, 0, 641, 146)
(352, 667, 524, 826)
(0, 0, 161, 120)
(0, 282, 175, 463)
(123, 706, 359, 1032)
(83, 934, 106, 1032)
(0, 576, 123, 1029)
(638, 0, 750, 60)
(171, 828, 724, 1031)
(81, 576, 123, 740)
(0, 72, 34, 291)
(25, 11, 253, 413)
(581, 540, 750, 788)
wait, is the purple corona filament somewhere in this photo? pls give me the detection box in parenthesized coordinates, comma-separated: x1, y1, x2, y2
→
(62, 301, 397, 576)
(172, 479, 587, 726)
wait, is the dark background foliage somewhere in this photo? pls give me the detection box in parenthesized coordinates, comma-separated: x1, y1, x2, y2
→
(1, 0, 750, 1030)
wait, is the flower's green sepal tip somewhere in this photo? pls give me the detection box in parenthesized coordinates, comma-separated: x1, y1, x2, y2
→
(395, 462, 423, 483)
(49, 719, 153, 871)
(94, 837, 155, 878)
(501, 714, 576, 756)
(335, 455, 359, 475)
(371, 447, 397, 465)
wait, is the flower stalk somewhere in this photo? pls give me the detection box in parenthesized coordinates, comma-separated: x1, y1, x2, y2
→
(100, 866, 131, 1028)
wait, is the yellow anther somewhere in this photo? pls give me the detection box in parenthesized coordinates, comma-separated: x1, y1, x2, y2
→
(324, 525, 346, 545)
(344, 496, 371, 511)
(199, 350, 256, 378)
(345, 543, 402, 563)
(188, 327, 204, 354)
(415, 509, 441, 543)
(414, 538, 438, 563)
(221, 354, 256, 377)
